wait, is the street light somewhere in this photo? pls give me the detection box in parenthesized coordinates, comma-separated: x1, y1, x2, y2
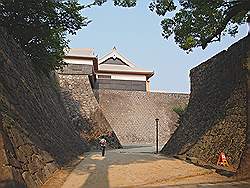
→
(155, 118, 159, 154)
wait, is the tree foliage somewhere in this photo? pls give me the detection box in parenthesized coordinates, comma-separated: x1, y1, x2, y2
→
(0, 0, 87, 73)
(96, 0, 250, 52)
(157, 0, 250, 52)
(0, 0, 249, 73)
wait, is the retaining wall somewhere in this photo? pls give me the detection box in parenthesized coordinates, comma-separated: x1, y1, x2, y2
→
(96, 90, 189, 145)
(161, 36, 250, 177)
(0, 27, 121, 188)
(57, 74, 121, 149)
(0, 28, 88, 188)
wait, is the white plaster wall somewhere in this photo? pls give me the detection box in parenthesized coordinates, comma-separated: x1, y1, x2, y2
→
(97, 73, 146, 81)
(64, 58, 94, 65)
(112, 74, 146, 81)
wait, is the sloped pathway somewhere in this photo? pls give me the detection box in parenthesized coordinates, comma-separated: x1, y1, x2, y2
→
(51, 145, 250, 188)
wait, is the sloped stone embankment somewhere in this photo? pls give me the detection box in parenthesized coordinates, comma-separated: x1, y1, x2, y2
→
(161, 36, 250, 178)
(58, 74, 121, 149)
(0, 27, 89, 187)
(0, 27, 121, 188)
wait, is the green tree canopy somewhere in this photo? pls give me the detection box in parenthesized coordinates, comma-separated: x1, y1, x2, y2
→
(1, 0, 249, 73)
(97, 0, 250, 52)
(156, 0, 250, 52)
(0, 0, 87, 73)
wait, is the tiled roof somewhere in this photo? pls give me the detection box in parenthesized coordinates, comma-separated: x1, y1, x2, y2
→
(64, 47, 154, 78)
(65, 48, 95, 58)
(99, 47, 136, 67)
(97, 48, 154, 77)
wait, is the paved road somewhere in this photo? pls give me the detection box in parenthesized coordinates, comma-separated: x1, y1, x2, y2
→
(59, 145, 250, 188)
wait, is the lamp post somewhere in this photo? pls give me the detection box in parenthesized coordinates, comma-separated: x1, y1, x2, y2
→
(155, 118, 159, 154)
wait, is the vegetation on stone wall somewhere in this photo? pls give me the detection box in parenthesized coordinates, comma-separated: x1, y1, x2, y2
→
(172, 106, 186, 117)
(172, 105, 186, 127)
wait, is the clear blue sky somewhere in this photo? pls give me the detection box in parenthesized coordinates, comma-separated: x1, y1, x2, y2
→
(68, 0, 248, 93)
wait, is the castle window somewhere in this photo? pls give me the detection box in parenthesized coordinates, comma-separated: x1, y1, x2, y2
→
(98, 75, 111, 79)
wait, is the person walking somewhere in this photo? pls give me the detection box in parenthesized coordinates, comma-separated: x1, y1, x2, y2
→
(99, 136, 107, 157)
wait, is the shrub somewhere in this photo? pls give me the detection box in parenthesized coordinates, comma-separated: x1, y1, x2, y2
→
(173, 106, 186, 117)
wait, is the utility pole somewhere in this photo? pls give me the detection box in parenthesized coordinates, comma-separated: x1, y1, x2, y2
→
(155, 118, 159, 154)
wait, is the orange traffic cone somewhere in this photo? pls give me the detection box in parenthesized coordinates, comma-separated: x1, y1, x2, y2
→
(217, 152, 229, 167)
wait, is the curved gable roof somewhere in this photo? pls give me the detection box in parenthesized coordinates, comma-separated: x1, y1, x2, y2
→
(97, 47, 154, 79)
(99, 47, 136, 67)
(101, 57, 128, 66)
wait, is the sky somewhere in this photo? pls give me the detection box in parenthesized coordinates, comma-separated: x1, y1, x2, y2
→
(68, 0, 248, 93)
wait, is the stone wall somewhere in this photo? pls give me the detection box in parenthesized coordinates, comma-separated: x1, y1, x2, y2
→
(237, 42, 250, 178)
(0, 28, 89, 187)
(0, 27, 121, 188)
(161, 36, 250, 177)
(59, 64, 93, 75)
(57, 74, 121, 149)
(96, 90, 189, 145)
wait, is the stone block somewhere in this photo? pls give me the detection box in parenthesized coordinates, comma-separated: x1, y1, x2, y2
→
(10, 128, 25, 147)
(22, 171, 38, 188)
(34, 169, 47, 184)
(0, 148, 9, 166)
(16, 149, 27, 163)
(7, 155, 21, 169)
(12, 168, 25, 186)
(27, 155, 45, 174)
(43, 162, 58, 178)
(0, 166, 13, 182)
(18, 144, 34, 157)
(39, 150, 54, 163)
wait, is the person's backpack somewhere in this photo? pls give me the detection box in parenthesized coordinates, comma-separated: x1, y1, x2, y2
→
(100, 138, 106, 147)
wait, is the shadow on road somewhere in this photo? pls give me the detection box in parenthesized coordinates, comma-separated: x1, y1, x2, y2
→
(64, 146, 183, 188)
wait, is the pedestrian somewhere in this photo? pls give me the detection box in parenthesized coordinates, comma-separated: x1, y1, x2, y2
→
(99, 136, 107, 157)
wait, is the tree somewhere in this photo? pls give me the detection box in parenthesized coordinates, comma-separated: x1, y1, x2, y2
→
(155, 0, 250, 52)
(0, 0, 88, 73)
(95, 0, 250, 52)
(1, 1, 249, 73)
